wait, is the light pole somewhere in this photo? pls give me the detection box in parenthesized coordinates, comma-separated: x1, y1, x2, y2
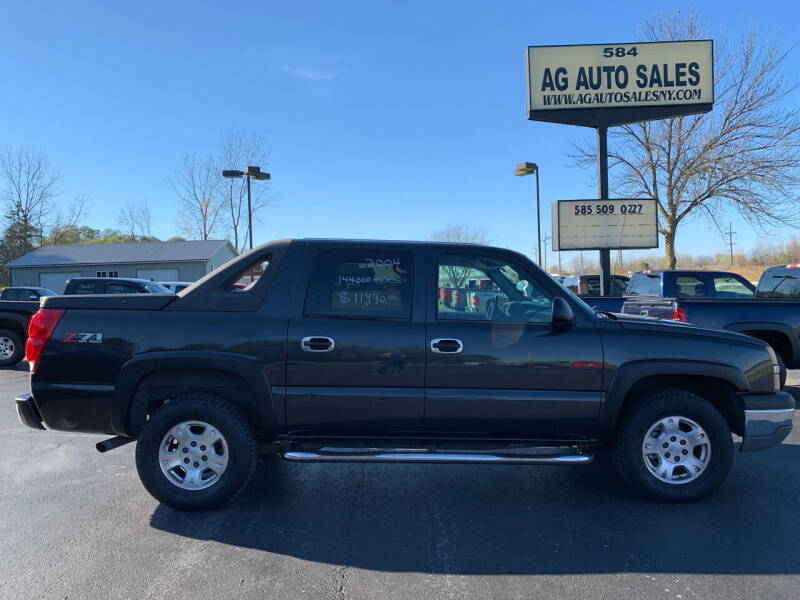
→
(514, 162, 541, 265)
(222, 166, 271, 251)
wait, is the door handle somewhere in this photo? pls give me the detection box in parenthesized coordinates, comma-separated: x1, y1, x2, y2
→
(301, 336, 335, 352)
(430, 338, 463, 354)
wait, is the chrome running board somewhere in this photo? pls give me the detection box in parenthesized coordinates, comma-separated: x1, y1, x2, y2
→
(281, 446, 593, 465)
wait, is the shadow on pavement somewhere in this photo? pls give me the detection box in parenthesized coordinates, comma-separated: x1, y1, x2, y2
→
(151, 441, 800, 575)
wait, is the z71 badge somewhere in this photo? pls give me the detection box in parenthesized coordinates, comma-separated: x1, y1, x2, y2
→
(63, 332, 103, 344)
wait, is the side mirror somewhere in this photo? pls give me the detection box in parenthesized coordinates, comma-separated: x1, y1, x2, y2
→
(551, 297, 575, 327)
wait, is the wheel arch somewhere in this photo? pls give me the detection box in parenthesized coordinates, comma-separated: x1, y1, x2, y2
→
(113, 351, 276, 439)
(602, 360, 748, 436)
(724, 322, 798, 368)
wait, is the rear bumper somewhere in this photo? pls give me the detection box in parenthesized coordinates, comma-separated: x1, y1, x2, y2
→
(15, 393, 45, 430)
(739, 391, 795, 452)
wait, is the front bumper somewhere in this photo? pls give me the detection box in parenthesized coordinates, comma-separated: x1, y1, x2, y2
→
(15, 392, 45, 430)
(739, 391, 795, 452)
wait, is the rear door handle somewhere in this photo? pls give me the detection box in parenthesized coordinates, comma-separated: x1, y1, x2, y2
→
(301, 336, 335, 352)
(430, 338, 463, 354)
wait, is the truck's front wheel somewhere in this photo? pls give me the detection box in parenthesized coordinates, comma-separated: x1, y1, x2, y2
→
(612, 390, 733, 502)
(135, 394, 257, 510)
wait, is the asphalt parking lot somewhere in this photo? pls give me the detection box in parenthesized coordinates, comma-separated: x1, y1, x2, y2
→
(1, 363, 798, 600)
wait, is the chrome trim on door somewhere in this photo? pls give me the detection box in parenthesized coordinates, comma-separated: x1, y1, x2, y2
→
(430, 338, 463, 354)
(301, 336, 335, 352)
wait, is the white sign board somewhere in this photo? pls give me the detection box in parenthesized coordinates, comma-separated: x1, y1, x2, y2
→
(552, 199, 658, 251)
(527, 40, 713, 117)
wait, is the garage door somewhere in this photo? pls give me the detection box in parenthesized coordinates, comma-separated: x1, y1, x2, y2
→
(136, 268, 179, 282)
(40, 272, 82, 293)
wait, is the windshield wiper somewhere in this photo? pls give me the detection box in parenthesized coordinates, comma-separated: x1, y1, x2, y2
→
(594, 308, 618, 320)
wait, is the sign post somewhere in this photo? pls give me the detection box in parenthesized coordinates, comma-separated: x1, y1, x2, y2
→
(526, 40, 714, 294)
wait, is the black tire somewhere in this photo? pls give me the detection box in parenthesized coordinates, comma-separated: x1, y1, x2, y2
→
(611, 389, 733, 502)
(135, 393, 258, 510)
(0, 329, 24, 367)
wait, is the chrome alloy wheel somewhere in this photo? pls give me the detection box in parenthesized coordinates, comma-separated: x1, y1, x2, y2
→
(641, 415, 711, 485)
(0, 336, 15, 360)
(158, 421, 229, 490)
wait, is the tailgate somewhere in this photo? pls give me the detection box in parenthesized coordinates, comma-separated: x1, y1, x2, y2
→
(621, 296, 675, 319)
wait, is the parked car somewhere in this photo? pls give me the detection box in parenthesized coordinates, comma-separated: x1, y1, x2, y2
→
(0, 298, 41, 366)
(15, 239, 793, 510)
(755, 264, 800, 298)
(627, 269, 755, 299)
(1, 287, 57, 301)
(582, 269, 756, 313)
(63, 278, 171, 295)
(621, 273, 800, 386)
(158, 281, 192, 293)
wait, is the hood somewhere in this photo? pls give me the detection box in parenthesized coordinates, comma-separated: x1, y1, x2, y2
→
(611, 312, 767, 347)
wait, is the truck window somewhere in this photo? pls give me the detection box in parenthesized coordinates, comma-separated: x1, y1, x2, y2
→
(105, 283, 141, 294)
(437, 254, 552, 323)
(757, 267, 800, 298)
(610, 277, 629, 295)
(712, 276, 754, 298)
(563, 276, 579, 294)
(304, 250, 413, 319)
(627, 273, 661, 296)
(674, 275, 707, 297)
(72, 282, 99, 294)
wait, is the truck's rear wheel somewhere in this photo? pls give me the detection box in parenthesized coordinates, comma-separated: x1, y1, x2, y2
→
(0, 329, 24, 367)
(135, 393, 257, 510)
(612, 390, 733, 502)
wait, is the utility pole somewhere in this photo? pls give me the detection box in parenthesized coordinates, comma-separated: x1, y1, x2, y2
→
(725, 222, 736, 267)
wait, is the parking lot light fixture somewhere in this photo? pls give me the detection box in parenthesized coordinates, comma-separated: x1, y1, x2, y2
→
(221, 166, 271, 251)
(515, 162, 541, 265)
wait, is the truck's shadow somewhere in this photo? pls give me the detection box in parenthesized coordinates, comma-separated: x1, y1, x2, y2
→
(150, 441, 800, 575)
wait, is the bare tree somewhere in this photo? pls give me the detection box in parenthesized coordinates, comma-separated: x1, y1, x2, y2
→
(0, 147, 60, 249)
(49, 195, 90, 244)
(216, 130, 272, 252)
(428, 224, 495, 287)
(116, 199, 152, 239)
(569, 11, 800, 268)
(173, 154, 222, 240)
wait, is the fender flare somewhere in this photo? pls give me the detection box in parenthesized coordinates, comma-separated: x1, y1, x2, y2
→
(600, 358, 748, 433)
(112, 351, 274, 436)
(723, 321, 799, 366)
(0, 311, 31, 332)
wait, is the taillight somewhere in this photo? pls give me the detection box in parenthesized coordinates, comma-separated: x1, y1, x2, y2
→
(671, 303, 687, 322)
(472, 295, 479, 307)
(26, 308, 65, 373)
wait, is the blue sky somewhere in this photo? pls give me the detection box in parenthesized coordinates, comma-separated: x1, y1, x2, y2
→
(2, 1, 799, 268)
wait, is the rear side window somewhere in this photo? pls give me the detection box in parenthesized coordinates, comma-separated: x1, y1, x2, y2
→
(757, 268, 800, 298)
(72, 282, 98, 294)
(627, 273, 661, 296)
(305, 250, 413, 319)
(582, 276, 601, 296)
(105, 283, 141, 294)
(674, 275, 707, 297)
(2, 289, 18, 300)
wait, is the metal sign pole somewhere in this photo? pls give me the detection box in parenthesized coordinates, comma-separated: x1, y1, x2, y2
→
(597, 125, 611, 296)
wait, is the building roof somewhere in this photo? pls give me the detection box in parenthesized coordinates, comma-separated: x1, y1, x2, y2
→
(4, 240, 234, 268)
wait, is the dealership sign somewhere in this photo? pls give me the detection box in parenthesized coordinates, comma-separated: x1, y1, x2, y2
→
(552, 199, 658, 251)
(527, 40, 713, 126)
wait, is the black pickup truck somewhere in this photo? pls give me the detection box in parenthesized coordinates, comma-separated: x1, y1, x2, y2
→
(0, 299, 40, 366)
(15, 239, 794, 510)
